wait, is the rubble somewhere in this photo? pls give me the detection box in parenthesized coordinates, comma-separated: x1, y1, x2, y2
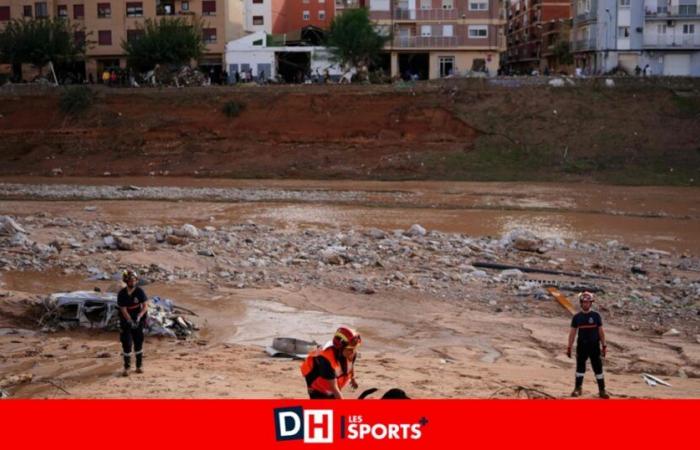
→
(0, 216, 27, 235)
(39, 291, 198, 339)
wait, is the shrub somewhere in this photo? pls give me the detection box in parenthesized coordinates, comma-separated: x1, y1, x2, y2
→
(222, 100, 244, 118)
(59, 86, 94, 115)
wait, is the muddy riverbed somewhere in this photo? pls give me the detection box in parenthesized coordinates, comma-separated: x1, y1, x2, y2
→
(0, 178, 699, 399)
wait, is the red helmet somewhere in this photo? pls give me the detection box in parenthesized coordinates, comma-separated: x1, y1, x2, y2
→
(578, 291, 594, 302)
(122, 269, 138, 282)
(332, 326, 361, 349)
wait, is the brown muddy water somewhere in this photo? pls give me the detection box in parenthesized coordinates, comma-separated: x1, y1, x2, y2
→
(0, 177, 699, 252)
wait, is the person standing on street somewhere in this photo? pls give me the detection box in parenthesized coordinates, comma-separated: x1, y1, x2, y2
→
(118, 270, 148, 376)
(567, 291, 609, 399)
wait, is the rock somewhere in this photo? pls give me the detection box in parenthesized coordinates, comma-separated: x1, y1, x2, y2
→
(321, 249, 344, 265)
(155, 232, 166, 243)
(631, 265, 647, 275)
(51, 167, 63, 176)
(405, 224, 427, 237)
(0, 372, 33, 388)
(166, 235, 186, 246)
(630, 324, 640, 331)
(663, 328, 680, 337)
(548, 78, 565, 87)
(198, 248, 215, 257)
(513, 237, 542, 252)
(500, 269, 524, 279)
(500, 228, 542, 252)
(84, 206, 97, 212)
(365, 228, 386, 239)
(470, 270, 488, 278)
(116, 237, 133, 251)
(102, 235, 117, 249)
(176, 224, 200, 239)
(0, 216, 27, 235)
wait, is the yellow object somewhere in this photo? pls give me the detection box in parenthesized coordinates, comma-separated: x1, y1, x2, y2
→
(546, 287, 576, 315)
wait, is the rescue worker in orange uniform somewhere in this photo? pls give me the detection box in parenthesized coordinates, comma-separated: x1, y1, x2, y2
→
(301, 327, 361, 399)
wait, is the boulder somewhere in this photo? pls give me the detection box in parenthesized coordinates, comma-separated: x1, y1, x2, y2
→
(405, 224, 427, 237)
(0, 216, 27, 235)
(176, 224, 200, 239)
(166, 235, 186, 246)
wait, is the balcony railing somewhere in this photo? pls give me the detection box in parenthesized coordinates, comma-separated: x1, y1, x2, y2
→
(572, 37, 597, 52)
(644, 34, 700, 48)
(392, 35, 497, 48)
(645, 5, 700, 18)
(393, 8, 461, 21)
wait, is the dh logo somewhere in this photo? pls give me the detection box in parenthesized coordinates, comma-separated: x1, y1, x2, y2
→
(274, 407, 334, 443)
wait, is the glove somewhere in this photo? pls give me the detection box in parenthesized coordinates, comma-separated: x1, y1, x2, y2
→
(566, 347, 572, 359)
(130, 320, 138, 330)
(350, 378, 359, 390)
(601, 345, 607, 358)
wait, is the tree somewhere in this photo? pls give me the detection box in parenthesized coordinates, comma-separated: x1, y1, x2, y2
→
(552, 40, 573, 67)
(326, 8, 389, 70)
(122, 17, 204, 72)
(0, 18, 87, 79)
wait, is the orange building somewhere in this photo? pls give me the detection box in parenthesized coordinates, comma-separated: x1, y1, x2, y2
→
(243, 0, 334, 35)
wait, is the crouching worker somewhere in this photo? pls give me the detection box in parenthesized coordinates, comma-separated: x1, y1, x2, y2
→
(118, 270, 148, 376)
(301, 327, 361, 399)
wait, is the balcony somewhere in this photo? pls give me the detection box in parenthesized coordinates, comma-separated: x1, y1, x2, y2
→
(572, 37, 597, 52)
(645, 5, 700, 19)
(393, 8, 461, 21)
(644, 34, 700, 48)
(392, 35, 494, 49)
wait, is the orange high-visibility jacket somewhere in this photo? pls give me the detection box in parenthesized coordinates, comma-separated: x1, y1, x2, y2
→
(300, 346, 353, 395)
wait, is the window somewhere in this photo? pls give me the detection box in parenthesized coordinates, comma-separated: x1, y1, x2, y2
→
(441, 0, 453, 10)
(181, 1, 189, 11)
(126, 29, 144, 42)
(683, 24, 695, 34)
(420, 0, 431, 9)
(679, 4, 697, 16)
(439, 56, 455, 77)
(303, 10, 310, 20)
(657, 24, 667, 34)
(35, 2, 48, 18)
(421, 25, 431, 36)
(23, 5, 32, 17)
(74, 31, 86, 46)
(74, 4, 84, 19)
(97, 3, 111, 18)
(252, 38, 263, 46)
(618, 0, 630, 7)
(252, 15, 263, 25)
(469, 1, 487, 10)
(98, 30, 112, 46)
(0, 6, 9, 21)
(57, 5, 68, 17)
(319, 10, 326, 20)
(319, 0, 325, 3)
(443, 24, 453, 37)
(202, 1, 216, 15)
(126, 2, 143, 17)
(468, 25, 488, 38)
(618, 26, 629, 38)
(157, 0, 175, 15)
(252, 0, 263, 3)
(203, 28, 217, 43)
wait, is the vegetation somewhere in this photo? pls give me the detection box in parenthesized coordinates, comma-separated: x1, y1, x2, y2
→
(222, 100, 245, 118)
(326, 8, 389, 70)
(551, 40, 573, 67)
(59, 86, 95, 115)
(122, 17, 204, 72)
(0, 18, 88, 79)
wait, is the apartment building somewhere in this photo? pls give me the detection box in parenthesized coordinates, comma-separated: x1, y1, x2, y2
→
(505, 0, 571, 73)
(242, 0, 334, 34)
(571, 0, 700, 76)
(368, 0, 506, 79)
(0, 0, 244, 80)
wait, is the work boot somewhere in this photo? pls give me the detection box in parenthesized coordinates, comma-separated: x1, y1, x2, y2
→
(598, 390, 610, 399)
(571, 387, 582, 397)
(121, 368, 129, 377)
(135, 367, 143, 374)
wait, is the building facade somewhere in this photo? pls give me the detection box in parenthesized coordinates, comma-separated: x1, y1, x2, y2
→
(242, 0, 334, 34)
(505, 0, 571, 73)
(368, 0, 506, 79)
(571, 0, 700, 76)
(0, 0, 244, 80)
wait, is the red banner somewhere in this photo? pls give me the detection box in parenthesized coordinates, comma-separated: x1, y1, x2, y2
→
(1, 400, 696, 449)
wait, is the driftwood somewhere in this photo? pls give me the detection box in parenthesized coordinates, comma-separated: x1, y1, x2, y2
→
(473, 261, 613, 281)
(490, 385, 556, 399)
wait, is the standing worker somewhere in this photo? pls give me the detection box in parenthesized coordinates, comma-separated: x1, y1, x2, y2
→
(301, 327, 361, 399)
(567, 291, 609, 399)
(118, 270, 148, 376)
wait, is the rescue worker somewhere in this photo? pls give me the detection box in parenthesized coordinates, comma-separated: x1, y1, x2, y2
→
(301, 327, 361, 399)
(567, 291, 609, 399)
(117, 270, 148, 376)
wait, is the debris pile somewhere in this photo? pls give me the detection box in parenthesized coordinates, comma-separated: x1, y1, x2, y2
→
(39, 291, 197, 338)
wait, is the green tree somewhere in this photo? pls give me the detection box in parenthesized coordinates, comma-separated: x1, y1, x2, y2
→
(122, 17, 204, 72)
(0, 18, 87, 78)
(552, 40, 573, 67)
(326, 8, 389, 70)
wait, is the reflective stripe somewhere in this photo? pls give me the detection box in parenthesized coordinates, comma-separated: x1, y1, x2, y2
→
(135, 351, 143, 355)
(122, 352, 132, 357)
(595, 374, 604, 380)
(575, 373, 585, 377)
